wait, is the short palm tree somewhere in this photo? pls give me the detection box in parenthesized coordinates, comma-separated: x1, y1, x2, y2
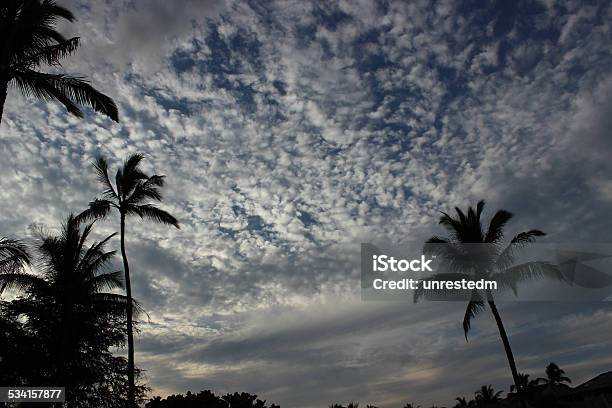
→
(511, 372, 541, 393)
(0, 237, 30, 293)
(475, 385, 503, 404)
(0, 215, 133, 404)
(453, 397, 473, 408)
(0, 0, 118, 125)
(415, 200, 562, 396)
(77, 153, 179, 407)
(538, 362, 571, 386)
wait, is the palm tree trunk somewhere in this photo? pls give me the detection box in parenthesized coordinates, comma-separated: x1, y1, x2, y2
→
(120, 213, 136, 407)
(488, 300, 526, 407)
(0, 80, 8, 125)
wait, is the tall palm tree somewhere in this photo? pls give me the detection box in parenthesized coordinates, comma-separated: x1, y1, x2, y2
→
(0, 0, 118, 125)
(0, 215, 134, 405)
(77, 154, 179, 407)
(415, 200, 562, 397)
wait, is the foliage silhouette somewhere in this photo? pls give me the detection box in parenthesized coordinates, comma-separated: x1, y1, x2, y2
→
(538, 362, 571, 386)
(0, 237, 30, 292)
(453, 396, 474, 407)
(146, 390, 280, 408)
(510, 372, 543, 398)
(475, 385, 503, 405)
(77, 154, 179, 407)
(0, 215, 146, 406)
(0, 0, 118, 124)
(415, 200, 562, 398)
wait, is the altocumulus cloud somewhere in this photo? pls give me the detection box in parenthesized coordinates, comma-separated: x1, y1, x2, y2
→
(1, 0, 612, 406)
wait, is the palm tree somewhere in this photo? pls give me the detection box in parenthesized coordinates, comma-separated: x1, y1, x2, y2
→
(538, 362, 571, 386)
(0, 215, 135, 405)
(0, 0, 118, 125)
(475, 385, 503, 404)
(415, 200, 562, 397)
(77, 154, 179, 407)
(454, 397, 474, 408)
(510, 372, 541, 393)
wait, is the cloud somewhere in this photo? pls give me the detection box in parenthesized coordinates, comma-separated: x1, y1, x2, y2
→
(1, 0, 612, 406)
(57, 0, 226, 74)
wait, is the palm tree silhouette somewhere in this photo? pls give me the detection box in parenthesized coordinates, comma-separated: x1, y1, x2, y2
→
(77, 154, 179, 407)
(453, 397, 474, 407)
(538, 362, 571, 386)
(475, 385, 503, 404)
(415, 200, 562, 397)
(510, 372, 541, 393)
(0, 0, 118, 125)
(0, 215, 134, 404)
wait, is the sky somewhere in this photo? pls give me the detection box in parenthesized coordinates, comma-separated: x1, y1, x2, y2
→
(1, 0, 612, 406)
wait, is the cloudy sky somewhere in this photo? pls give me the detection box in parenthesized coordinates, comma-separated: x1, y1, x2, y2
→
(2, 0, 612, 406)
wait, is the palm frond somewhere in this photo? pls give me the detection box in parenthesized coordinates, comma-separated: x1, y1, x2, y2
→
(0, 238, 30, 273)
(92, 293, 146, 318)
(75, 218, 95, 259)
(127, 204, 179, 228)
(78, 248, 117, 278)
(118, 154, 149, 198)
(496, 230, 546, 270)
(93, 156, 118, 199)
(463, 291, 486, 340)
(75, 199, 114, 224)
(124, 154, 145, 175)
(511, 230, 546, 245)
(41, 0, 75, 22)
(12, 36, 80, 69)
(126, 181, 163, 204)
(494, 262, 563, 295)
(439, 211, 463, 239)
(0, 272, 48, 295)
(476, 200, 485, 219)
(146, 175, 165, 187)
(87, 270, 124, 292)
(484, 209, 513, 243)
(12, 69, 118, 122)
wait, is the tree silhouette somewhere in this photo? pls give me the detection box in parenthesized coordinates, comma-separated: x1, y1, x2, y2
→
(475, 385, 503, 405)
(415, 200, 562, 398)
(77, 154, 179, 407)
(146, 390, 280, 408)
(0, 0, 118, 125)
(510, 372, 542, 394)
(0, 215, 144, 406)
(453, 397, 474, 408)
(538, 362, 571, 386)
